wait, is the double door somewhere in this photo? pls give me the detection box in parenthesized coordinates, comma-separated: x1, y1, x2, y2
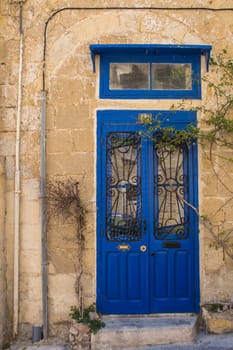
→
(96, 110, 199, 314)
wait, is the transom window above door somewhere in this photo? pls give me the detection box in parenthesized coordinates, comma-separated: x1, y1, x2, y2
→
(90, 44, 212, 99)
(109, 62, 192, 90)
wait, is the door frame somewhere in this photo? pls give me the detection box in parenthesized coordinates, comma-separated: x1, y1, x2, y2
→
(96, 109, 200, 314)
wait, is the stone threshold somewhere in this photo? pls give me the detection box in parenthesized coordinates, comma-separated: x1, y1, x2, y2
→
(91, 314, 199, 349)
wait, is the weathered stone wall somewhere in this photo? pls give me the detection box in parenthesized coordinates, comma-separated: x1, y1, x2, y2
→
(0, 0, 19, 346)
(0, 158, 8, 348)
(1, 0, 233, 343)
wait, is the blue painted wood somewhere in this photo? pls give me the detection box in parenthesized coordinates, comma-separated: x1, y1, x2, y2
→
(90, 44, 212, 99)
(90, 44, 212, 72)
(97, 110, 199, 314)
(99, 56, 201, 99)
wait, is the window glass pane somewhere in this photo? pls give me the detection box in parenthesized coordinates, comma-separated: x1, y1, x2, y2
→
(154, 144, 188, 239)
(110, 63, 150, 90)
(106, 132, 142, 242)
(152, 63, 192, 90)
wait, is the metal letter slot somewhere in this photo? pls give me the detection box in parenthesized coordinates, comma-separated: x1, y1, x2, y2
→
(117, 244, 131, 251)
(163, 241, 181, 249)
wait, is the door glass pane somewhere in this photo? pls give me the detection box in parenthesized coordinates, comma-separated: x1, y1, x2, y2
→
(154, 144, 189, 239)
(106, 132, 142, 241)
(110, 63, 150, 90)
(152, 63, 192, 90)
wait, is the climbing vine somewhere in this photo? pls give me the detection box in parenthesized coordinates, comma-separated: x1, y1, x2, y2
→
(46, 178, 86, 313)
(142, 50, 233, 260)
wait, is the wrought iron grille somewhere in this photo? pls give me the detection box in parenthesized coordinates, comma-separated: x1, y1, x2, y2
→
(106, 132, 142, 241)
(154, 143, 189, 239)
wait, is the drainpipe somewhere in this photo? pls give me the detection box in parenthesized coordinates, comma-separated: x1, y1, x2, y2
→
(40, 90, 48, 339)
(13, 1, 24, 338)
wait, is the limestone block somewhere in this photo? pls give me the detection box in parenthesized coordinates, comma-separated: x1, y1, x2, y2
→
(23, 62, 41, 85)
(0, 85, 17, 107)
(20, 274, 42, 304)
(21, 198, 40, 225)
(82, 249, 95, 276)
(7, 62, 18, 85)
(202, 197, 225, 222)
(21, 131, 40, 155)
(47, 223, 78, 249)
(6, 190, 14, 222)
(201, 265, 233, 303)
(47, 153, 94, 178)
(47, 248, 79, 274)
(47, 130, 72, 153)
(0, 62, 6, 84)
(55, 104, 91, 129)
(215, 174, 233, 198)
(218, 159, 233, 180)
(118, 12, 139, 34)
(83, 227, 96, 250)
(21, 106, 41, 131)
(21, 152, 40, 178)
(74, 178, 94, 202)
(0, 37, 6, 62)
(48, 274, 78, 322)
(21, 179, 40, 201)
(0, 107, 16, 132)
(20, 132, 40, 178)
(202, 307, 233, 334)
(20, 223, 41, 250)
(223, 199, 233, 222)
(202, 174, 218, 197)
(0, 157, 4, 178)
(72, 129, 94, 152)
(20, 250, 41, 274)
(202, 247, 225, 273)
(46, 104, 56, 130)
(141, 14, 170, 34)
(0, 132, 15, 156)
(19, 300, 42, 324)
(50, 79, 84, 102)
(81, 274, 95, 299)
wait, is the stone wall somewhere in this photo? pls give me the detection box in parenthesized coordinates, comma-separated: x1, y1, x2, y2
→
(1, 0, 233, 344)
(0, 158, 8, 348)
(0, 0, 19, 346)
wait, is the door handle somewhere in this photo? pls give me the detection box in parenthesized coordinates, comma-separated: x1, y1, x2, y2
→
(151, 252, 156, 256)
(140, 245, 147, 252)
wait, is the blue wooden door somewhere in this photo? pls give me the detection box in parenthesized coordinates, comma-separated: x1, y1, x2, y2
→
(97, 110, 199, 314)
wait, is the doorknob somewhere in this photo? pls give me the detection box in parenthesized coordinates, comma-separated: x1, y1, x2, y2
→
(151, 252, 156, 256)
(140, 245, 147, 252)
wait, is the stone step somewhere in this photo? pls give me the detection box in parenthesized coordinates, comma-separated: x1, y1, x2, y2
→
(91, 315, 199, 349)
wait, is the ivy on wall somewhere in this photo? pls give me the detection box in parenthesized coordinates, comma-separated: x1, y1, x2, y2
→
(142, 51, 233, 260)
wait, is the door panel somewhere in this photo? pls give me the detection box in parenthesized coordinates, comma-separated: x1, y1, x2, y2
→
(152, 251, 169, 299)
(97, 110, 199, 314)
(174, 250, 189, 298)
(105, 252, 121, 299)
(100, 125, 148, 314)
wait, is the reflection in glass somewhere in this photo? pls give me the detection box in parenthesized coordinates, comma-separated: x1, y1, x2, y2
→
(110, 63, 150, 90)
(154, 144, 189, 239)
(152, 63, 192, 90)
(106, 133, 142, 241)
